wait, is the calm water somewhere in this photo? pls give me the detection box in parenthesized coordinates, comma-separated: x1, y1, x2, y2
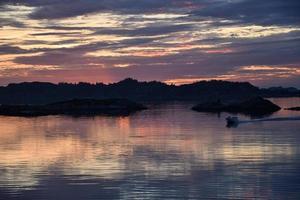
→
(0, 98, 300, 200)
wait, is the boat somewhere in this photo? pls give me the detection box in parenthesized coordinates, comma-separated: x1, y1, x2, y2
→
(226, 115, 300, 127)
(226, 116, 239, 127)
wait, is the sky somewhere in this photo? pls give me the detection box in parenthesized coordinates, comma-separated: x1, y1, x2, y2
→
(0, 0, 300, 87)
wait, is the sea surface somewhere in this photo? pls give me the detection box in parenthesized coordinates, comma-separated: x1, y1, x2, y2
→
(0, 98, 299, 200)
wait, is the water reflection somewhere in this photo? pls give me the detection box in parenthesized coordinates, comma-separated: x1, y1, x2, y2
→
(0, 99, 300, 199)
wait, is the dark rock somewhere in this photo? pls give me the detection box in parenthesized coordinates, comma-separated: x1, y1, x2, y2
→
(191, 99, 225, 112)
(0, 98, 147, 117)
(285, 107, 300, 111)
(192, 97, 281, 115)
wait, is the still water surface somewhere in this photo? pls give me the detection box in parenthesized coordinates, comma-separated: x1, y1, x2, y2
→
(0, 98, 299, 199)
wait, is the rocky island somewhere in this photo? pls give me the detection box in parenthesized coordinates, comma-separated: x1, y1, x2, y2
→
(192, 97, 281, 116)
(0, 99, 147, 117)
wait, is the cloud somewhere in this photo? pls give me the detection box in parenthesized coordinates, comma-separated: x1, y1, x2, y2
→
(0, 0, 299, 87)
(30, 31, 83, 36)
(1, 0, 201, 19)
(3, 0, 299, 27)
(0, 17, 25, 28)
(2, 0, 300, 27)
(94, 24, 193, 37)
(191, 0, 300, 26)
(0, 45, 30, 54)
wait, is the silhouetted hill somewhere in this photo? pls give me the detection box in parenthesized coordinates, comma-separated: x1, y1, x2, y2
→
(0, 78, 298, 105)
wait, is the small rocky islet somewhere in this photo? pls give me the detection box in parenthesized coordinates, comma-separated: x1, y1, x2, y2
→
(192, 96, 281, 115)
(0, 98, 147, 117)
(285, 107, 300, 111)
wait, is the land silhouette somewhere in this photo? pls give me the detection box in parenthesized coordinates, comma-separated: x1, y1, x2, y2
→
(192, 96, 281, 116)
(0, 78, 298, 116)
(286, 107, 300, 111)
(0, 99, 146, 117)
(0, 78, 299, 105)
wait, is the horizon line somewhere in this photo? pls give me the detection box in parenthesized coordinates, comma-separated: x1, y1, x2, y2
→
(1, 78, 298, 89)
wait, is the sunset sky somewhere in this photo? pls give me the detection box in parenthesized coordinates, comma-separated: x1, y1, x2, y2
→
(0, 0, 299, 87)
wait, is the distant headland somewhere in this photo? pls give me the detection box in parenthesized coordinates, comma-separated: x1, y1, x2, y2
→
(0, 78, 299, 105)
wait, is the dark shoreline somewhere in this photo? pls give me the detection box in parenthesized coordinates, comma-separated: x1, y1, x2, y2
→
(0, 99, 147, 117)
